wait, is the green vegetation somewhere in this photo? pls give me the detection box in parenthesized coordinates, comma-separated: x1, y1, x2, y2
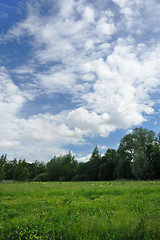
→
(0, 127, 160, 182)
(0, 181, 160, 239)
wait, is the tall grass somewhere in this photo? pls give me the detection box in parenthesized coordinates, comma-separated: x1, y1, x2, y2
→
(0, 181, 160, 239)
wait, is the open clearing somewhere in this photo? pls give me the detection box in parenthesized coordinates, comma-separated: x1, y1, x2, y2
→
(0, 181, 160, 239)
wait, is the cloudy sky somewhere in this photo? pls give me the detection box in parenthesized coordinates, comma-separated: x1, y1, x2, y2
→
(0, 0, 160, 162)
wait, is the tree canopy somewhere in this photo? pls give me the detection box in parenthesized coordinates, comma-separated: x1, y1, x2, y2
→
(0, 127, 160, 181)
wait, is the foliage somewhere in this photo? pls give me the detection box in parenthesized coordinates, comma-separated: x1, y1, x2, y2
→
(46, 152, 78, 181)
(99, 149, 117, 180)
(116, 133, 134, 179)
(0, 127, 160, 181)
(5, 159, 17, 180)
(27, 160, 46, 180)
(85, 146, 101, 181)
(0, 155, 7, 180)
(116, 127, 160, 180)
(13, 159, 30, 181)
(33, 172, 49, 182)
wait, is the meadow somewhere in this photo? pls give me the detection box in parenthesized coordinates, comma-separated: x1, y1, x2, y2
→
(0, 181, 160, 240)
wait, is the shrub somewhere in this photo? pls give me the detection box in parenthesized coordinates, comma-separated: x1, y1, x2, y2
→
(33, 173, 48, 182)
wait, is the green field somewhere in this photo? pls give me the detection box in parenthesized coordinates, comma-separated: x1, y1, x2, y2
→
(0, 181, 160, 240)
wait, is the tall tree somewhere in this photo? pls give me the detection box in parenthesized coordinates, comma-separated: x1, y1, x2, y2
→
(5, 158, 17, 180)
(47, 152, 78, 181)
(0, 154, 7, 180)
(99, 149, 117, 180)
(116, 128, 157, 180)
(27, 161, 46, 180)
(131, 128, 156, 179)
(116, 134, 134, 179)
(61, 152, 78, 181)
(86, 146, 101, 181)
(14, 159, 30, 181)
(149, 143, 160, 179)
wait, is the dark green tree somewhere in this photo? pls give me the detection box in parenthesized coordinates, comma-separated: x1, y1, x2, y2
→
(131, 128, 156, 179)
(116, 133, 134, 179)
(99, 149, 117, 180)
(116, 128, 157, 180)
(61, 152, 78, 181)
(46, 156, 62, 181)
(27, 161, 46, 180)
(150, 143, 160, 179)
(14, 159, 30, 181)
(47, 152, 78, 181)
(0, 154, 7, 180)
(77, 162, 87, 180)
(132, 150, 151, 180)
(132, 141, 160, 180)
(86, 146, 101, 181)
(5, 158, 17, 180)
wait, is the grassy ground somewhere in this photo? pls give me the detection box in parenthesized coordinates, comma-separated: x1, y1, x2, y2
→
(0, 181, 160, 240)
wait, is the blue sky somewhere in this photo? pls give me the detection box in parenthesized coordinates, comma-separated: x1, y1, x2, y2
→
(0, 0, 160, 162)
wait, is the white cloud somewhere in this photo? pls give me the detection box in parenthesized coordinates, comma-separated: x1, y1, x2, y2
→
(36, 69, 76, 93)
(98, 145, 107, 151)
(0, 68, 25, 149)
(0, 67, 25, 116)
(96, 18, 115, 36)
(0, 67, 86, 160)
(81, 39, 160, 124)
(67, 107, 116, 137)
(0, 0, 160, 161)
(112, 0, 160, 34)
(77, 154, 91, 163)
(83, 6, 95, 23)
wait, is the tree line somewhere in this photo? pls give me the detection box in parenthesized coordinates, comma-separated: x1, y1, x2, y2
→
(0, 127, 160, 181)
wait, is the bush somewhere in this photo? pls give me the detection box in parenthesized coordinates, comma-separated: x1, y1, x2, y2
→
(71, 174, 86, 181)
(33, 173, 48, 182)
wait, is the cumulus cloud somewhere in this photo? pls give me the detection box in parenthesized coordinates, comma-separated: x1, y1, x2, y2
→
(77, 154, 91, 163)
(0, 0, 160, 161)
(0, 67, 86, 161)
(0, 68, 25, 149)
(112, 0, 160, 34)
(67, 107, 115, 137)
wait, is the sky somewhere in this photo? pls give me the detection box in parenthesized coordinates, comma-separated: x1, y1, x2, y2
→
(0, 0, 160, 163)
